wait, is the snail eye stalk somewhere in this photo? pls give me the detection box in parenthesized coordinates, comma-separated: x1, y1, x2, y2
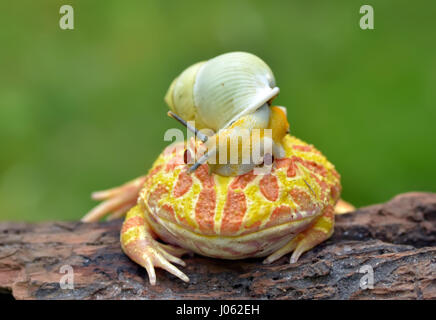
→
(167, 111, 208, 143)
(167, 111, 215, 173)
(187, 150, 215, 173)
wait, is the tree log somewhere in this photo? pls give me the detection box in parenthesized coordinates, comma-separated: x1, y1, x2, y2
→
(0, 192, 435, 300)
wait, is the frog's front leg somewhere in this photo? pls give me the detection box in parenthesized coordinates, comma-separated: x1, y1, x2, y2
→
(121, 205, 190, 285)
(263, 204, 335, 264)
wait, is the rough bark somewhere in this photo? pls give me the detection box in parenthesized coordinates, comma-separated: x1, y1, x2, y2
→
(0, 192, 435, 300)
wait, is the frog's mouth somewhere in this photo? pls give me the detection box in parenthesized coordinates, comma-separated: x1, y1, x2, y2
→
(144, 202, 321, 260)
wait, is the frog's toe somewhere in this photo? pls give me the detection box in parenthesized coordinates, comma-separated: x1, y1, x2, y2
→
(289, 245, 306, 264)
(156, 243, 186, 267)
(264, 205, 335, 265)
(152, 253, 190, 284)
(135, 242, 190, 285)
(82, 175, 146, 222)
(334, 199, 355, 215)
(142, 256, 157, 285)
(149, 244, 190, 284)
(262, 231, 324, 265)
(263, 235, 300, 264)
(159, 243, 191, 258)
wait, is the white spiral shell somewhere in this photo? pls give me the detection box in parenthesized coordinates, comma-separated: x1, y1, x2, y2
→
(165, 52, 279, 132)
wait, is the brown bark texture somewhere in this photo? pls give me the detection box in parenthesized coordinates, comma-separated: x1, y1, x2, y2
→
(0, 192, 435, 300)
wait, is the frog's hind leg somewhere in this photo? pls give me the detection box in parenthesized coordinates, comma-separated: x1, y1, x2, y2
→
(81, 175, 147, 222)
(263, 205, 335, 264)
(121, 205, 190, 285)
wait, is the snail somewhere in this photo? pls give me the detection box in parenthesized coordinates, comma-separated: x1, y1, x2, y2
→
(165, 52, 290, 176)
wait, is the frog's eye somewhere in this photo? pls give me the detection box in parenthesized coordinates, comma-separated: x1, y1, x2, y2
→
(183, 149, 192, 165)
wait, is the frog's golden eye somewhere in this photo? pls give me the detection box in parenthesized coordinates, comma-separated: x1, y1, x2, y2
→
(183, 149, 192, 165)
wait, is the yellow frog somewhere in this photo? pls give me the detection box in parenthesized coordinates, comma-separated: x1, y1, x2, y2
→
(82, 52, 353, 285)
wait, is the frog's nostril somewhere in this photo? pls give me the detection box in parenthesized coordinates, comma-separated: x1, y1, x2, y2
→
(184, 149, 192, 165)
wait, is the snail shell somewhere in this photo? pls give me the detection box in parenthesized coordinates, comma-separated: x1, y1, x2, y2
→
(165, 51, 280, 132)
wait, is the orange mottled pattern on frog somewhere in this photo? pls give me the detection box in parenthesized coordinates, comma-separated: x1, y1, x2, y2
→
(195, 188, 216, 233)
(221, 190, 247, 234)
(173, 171, 193, 198)
(138, 135, 341, 239)
(259, 174, 279, 201)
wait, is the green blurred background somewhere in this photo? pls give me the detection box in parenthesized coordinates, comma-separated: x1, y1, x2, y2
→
(0, 1, 435, 221)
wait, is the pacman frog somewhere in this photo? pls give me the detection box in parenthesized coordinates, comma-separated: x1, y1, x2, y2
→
(83, 133, 352, 285)
(83, 52, 353, 285)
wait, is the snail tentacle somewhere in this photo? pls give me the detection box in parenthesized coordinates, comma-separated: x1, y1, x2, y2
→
(167, 111, 209, 143)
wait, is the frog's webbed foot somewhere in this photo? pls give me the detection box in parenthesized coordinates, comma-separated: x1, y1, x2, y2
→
(263, 205, 335, 264)
(121, 206, 190, 285)
(81, 175, 147, 222)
